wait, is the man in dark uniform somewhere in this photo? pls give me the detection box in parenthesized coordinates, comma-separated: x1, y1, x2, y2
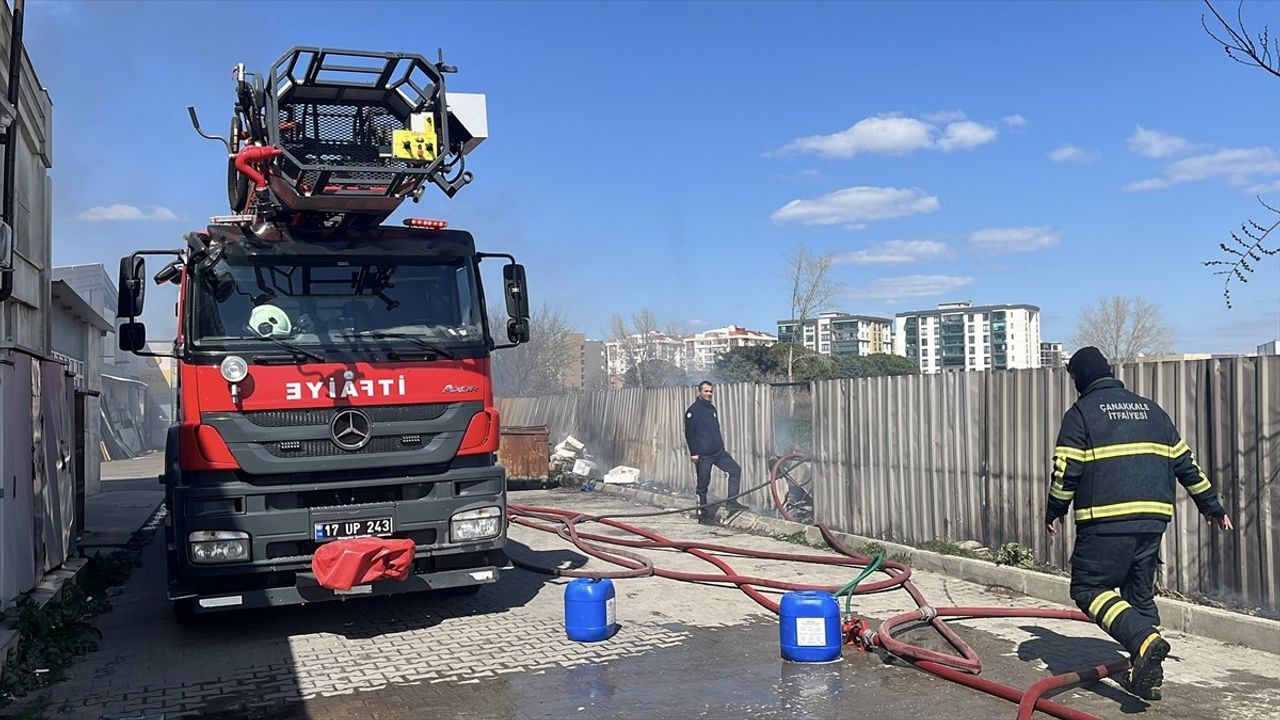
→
(1046, 347, 1234, 701)
(684, 381, 745, 524)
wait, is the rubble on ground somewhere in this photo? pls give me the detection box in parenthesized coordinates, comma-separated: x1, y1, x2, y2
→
(550, 435, 600, 484)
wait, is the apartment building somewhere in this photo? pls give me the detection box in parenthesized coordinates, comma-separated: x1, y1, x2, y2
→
(1040, 341, 1068, 368)
(894, 301, 1041, 373)
(605, 331, 686, 378)
(683, 325, 777, 373)
(777, 311, 894, 357)
(562, 332, 607, 391)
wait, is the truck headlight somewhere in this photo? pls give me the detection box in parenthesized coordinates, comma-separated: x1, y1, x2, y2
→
(219, 355, 249, 383)
(188, 530, 251, 564)
(450, 507, 502, 542)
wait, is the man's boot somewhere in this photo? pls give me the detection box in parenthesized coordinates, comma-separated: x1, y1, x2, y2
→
(696, 494, 716, 525)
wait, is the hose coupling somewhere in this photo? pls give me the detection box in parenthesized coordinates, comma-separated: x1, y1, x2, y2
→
(861, 628, 878, 647)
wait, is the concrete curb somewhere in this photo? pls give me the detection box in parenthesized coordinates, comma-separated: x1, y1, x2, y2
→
(585, 482, 1280, 655)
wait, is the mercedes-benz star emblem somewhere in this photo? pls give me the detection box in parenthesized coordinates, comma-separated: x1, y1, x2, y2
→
(330, 409, 373, 451)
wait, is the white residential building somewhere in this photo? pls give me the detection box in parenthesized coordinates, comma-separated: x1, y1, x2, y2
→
(605, 332, 686, 378)
(894, 301, 1041, 374)
(777, 312, 894, 357)
(1040, 341, 1068, 368)
(683, 325, 777, 373)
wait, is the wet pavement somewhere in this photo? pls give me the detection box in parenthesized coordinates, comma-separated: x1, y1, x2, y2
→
(6, 485, 1279, 720)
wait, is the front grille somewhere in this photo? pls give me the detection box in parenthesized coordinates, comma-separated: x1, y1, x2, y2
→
(242, 403, 451, 428)
(265, 435, 428, 458)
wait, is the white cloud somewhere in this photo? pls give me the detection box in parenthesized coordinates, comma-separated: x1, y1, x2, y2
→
(774, 113, 999, 158)
(776, 168, 825, 182)
(1245, 178, 1280, 195)
(967, 226, 1063, 254)
(937, 121, 999, 152)
(1003, 114, 1029, 128)
(76, 204, 180, 221)
(834, 239, 953, 265)
(1124, 147, 1280, 192)
(1047, 145, 1100, 164)
(770, 186, 940, 227)
(1128, 126, 1195, 159)
(922, 110, 968, 124)
(847, 274, 974, 301)
(778, 116, 934, 158)
(1124, 178, 1171, 192)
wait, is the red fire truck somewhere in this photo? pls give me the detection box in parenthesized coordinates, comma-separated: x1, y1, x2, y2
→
(115, 47, 528, 619)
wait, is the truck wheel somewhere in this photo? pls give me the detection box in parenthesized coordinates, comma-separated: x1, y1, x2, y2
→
(172, 598, 200, 625)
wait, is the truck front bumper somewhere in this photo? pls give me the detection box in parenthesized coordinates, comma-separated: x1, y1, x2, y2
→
(174, 560, 508, 612)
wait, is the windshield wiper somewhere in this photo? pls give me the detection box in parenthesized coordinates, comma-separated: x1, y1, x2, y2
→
(340, 330, 455, 360)
(253, 336, 326, 363)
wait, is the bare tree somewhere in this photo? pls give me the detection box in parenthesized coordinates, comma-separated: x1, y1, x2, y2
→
(1071, 297, 1175, 364)
(608, 308, 683, 388)
(491, 303, 575, 397)
(1204, 197, 1280, 309)
(783, 242, 842, 383)
(1202, 2, 1279, 307)
(1203, 0, 1279, 77)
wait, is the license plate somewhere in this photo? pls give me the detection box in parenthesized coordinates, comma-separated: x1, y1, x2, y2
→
(314, 517, 393, 541)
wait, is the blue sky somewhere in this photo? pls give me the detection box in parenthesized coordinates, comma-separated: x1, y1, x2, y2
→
(26, 0, 1280, 352)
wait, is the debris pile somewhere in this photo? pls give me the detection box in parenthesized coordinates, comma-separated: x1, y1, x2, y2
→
(548, 435, 639, 487)
(551, 435, 598, 484)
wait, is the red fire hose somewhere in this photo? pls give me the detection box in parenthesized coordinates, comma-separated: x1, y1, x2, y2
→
(508, 453, 1137, 720)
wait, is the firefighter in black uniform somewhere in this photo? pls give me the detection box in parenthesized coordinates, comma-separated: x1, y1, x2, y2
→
(684, 381, 745, 524)
(1046, 347, 1233, 701)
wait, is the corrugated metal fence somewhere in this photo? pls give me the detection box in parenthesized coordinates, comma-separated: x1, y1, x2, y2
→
(810, 356, 1278, 614)
(499, 383, 777, 509)
(500, 357, 1278, 613)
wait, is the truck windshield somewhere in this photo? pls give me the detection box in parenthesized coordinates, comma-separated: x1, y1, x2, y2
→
(189, 253, 486, 355)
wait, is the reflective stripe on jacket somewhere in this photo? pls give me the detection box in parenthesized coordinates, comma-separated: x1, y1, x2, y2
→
(1046, 377, 1224, 529)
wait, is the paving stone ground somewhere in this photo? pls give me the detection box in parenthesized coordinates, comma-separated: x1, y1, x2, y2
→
(5, 486, 1278, 720)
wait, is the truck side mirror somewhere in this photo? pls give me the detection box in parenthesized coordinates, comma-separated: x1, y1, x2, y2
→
(119, 321, 147, 352)
(503, 263, 529, 321)
(117, 255, 147, 318)
(506, 318, 530, 344)
(153, 259, 182, 286)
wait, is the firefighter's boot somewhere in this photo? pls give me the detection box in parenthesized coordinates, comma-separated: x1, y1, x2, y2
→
(1121, 633, 1169, 701)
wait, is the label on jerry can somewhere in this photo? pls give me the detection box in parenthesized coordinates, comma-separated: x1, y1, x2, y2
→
(795, 617, 826, 647)
(606, 597, 616, 627)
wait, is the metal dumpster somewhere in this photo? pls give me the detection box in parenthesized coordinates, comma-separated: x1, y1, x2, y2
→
(498, 425, 552, 488)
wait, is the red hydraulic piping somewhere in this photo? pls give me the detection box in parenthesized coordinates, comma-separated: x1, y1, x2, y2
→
(234, 145, 283, 189)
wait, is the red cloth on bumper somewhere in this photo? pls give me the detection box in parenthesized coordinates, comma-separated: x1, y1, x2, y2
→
(310, 537, 416, 591)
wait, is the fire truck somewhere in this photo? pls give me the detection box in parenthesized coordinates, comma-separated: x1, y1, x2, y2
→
(114, 47, 528, 619)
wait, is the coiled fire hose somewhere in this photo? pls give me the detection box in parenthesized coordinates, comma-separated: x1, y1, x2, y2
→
(507, 453, 1133, 720)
